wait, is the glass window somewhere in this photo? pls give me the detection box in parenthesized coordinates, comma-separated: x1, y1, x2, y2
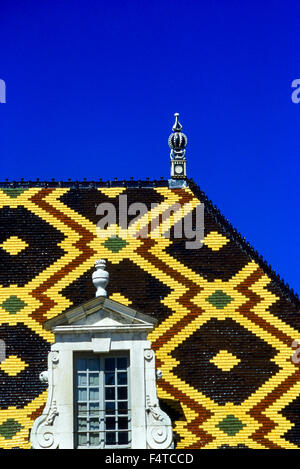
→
(74, 354, 130, 449)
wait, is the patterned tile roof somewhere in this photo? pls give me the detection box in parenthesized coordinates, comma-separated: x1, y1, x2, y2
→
(0, 180, 299, 449)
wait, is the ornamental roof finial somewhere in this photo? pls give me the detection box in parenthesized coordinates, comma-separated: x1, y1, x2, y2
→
(172, 113, 183, 132)
(168, 113, 187, 180)
(92, 259, 109, 297)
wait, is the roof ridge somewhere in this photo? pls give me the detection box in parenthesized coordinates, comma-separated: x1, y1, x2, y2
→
(188, 179, 300, 308)
(0, 179, 169, 188)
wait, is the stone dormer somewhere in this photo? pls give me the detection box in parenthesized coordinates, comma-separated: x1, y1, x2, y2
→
(30, 261, 173, 450)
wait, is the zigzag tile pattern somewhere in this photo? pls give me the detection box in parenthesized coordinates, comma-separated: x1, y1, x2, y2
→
(0, 185, 299, 449)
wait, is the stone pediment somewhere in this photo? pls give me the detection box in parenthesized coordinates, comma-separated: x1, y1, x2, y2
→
(43, 296, 157, 333)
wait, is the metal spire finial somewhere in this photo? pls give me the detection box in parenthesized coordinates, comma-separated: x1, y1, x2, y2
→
(172, 113, 183, 132)
(168, 112, 188, 160)
(168, 113, 188, 180)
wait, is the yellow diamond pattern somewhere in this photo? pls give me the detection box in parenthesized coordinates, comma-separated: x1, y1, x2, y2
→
(0, 236, 29, 256)
(0, 355, 28, 377)
(204, 231, 229, 251)
(210, 350, 241, 372)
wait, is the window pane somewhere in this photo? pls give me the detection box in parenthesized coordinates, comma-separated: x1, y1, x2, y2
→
(78, 433, 87, 446)
(117, 357, 127, 370)
(90, 418, 99, 431)
(118, 402, 128, 414)
(105, 432, 116, 445)
(78, 388, 87, 401)
(89, 388, 99, 400)
(118, 417, 128, 430)
(106, 417, 116, 430)
(78, 418, 87, 431)
(117, 387, 127, 400)
(90, 433, 100, 446)
(89, 373, 99, 386)
(105, 387, 115, 400)
(78, 403, 87, 414)
(76, 359, 87, 371)
(105, 358, 115, 371)
(118, 432, 129, 445)
(105, 372, 115, 385)
(88, 358, 100, 371)
(78, 373, 87, 386)
(117, 372, 127, 385)
(105, 402, 115, 414)
(89, 402, 100, 415)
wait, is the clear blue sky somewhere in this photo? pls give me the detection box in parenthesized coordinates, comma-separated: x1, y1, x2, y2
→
(0, 0, 300, 294)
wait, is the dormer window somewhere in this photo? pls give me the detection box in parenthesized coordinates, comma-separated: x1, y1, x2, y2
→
(30, 260, 173, 450)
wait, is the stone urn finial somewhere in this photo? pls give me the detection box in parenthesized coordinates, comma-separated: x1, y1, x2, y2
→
(92, 259, 109, 297)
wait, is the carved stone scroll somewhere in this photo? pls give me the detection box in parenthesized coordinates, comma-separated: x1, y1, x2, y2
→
(30, 351, 59, 449)
(144, 349, 173, 449)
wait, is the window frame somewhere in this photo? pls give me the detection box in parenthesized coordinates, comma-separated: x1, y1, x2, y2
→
(74, 352, 131, 449)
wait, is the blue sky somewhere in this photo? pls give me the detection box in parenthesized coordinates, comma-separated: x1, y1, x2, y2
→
(0, 0, 300, 294)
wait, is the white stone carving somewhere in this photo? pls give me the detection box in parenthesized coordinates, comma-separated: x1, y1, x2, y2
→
(144, 349, 154, 361)
(46, 401, 59, 425)
(36, 426, 57, 449)
(50, 351, 59, 364)
(39, 371, 48, 384)
(92, 259, 109, 297)
(30, 351, 59, 449)
(144, 349, 173, 449)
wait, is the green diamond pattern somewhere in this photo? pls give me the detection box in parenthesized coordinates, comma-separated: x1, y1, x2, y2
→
(206, 290, 233, 310)
(1, 188, 27, 199)
(217, 415, 245, 436)
(0, 419, 23, 439)
(1, 295, 27, 315)
(103, 236, 128, 253)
